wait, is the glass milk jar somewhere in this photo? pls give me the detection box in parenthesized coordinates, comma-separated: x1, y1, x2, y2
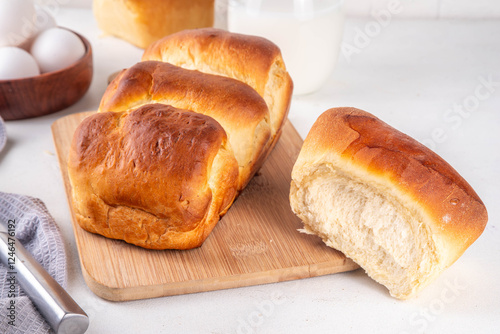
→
(228, 0, 345, 95)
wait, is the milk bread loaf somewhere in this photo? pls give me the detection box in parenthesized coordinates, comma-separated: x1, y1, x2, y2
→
(69, 29, 293, 250)
(290, 107, 488, 299)
(93, 0, 214, 49)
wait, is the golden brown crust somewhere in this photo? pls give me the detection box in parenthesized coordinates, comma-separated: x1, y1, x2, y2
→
(99, 60, 271, 189)
(71, 29, 292, 250)
(93, 0, 214, 48)
(142, 28, 293, 142)
(293, 107, 488, 266)
(68, 104, 239, 249)
(100, 61, 268, 127)
(143, 28, 280, 93)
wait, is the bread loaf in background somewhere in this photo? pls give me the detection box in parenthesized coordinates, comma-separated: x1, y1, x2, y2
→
(68, 28, 293, 250)
(290, 107, 488, 299)
(93, 0, 214, 48)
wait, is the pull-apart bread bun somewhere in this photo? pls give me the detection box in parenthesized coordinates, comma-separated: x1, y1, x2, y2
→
(100, 61, 271, 190)
(69, 29, 293, 250)
(68, 104, 239, 250)
(290, 107, 488, 299)
(142, 28, 293, 148)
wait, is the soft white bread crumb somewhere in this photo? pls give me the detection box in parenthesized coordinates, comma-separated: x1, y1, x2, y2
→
(290, 107, 488, 299)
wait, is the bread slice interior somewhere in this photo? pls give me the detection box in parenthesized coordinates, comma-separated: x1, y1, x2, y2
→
(291, 163, 439, 299)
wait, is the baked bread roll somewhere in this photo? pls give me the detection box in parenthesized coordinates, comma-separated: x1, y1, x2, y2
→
(290, 107, 488, 299)
(68, 104, 239, 250)
(142, 28, 293, 147)
(69, 29, 293, 250)
(99, 61, 271, 190)
(93, 0, 215, 49)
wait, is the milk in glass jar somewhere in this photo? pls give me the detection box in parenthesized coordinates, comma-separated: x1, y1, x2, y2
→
(228, 0, 345, 95)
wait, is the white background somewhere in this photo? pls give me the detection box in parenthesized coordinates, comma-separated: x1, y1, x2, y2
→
(41, 0, 500, 18)
(1, 1, 499, 334)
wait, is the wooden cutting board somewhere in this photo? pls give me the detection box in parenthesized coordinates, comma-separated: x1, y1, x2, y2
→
(52, 111, 358, 301)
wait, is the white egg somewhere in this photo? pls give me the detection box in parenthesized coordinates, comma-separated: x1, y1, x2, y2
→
(30, 28, 86, 73)
(0, 47, 40, 80)
(0, 0, 37, 48)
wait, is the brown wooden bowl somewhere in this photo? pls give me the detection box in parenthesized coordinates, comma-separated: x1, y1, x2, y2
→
(0, 30, 93, 120)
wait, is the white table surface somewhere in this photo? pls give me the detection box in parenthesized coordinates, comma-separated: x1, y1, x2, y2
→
(1, 9, 499, 334)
